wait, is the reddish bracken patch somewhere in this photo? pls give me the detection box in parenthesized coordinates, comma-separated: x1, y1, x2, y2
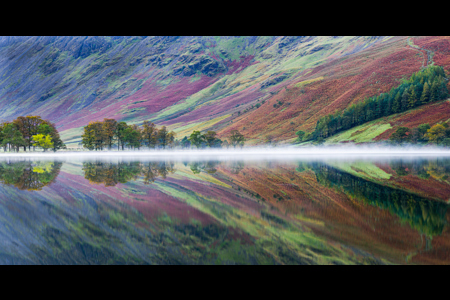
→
(225, 55, 256, 75)
(414, 36, 450, 72)
(124, 75, 219, 114)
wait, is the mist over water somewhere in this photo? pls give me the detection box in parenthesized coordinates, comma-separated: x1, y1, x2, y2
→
(1, 146, 450, 162)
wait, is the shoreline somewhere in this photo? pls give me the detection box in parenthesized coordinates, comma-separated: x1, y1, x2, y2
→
(0, 147, 450, 161)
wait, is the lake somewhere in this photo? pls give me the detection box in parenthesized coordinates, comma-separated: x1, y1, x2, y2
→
(1, 150, 450, 264)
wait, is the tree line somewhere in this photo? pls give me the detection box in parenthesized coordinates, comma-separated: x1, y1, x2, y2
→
(82, 118, 246, 150)
(82, 119, 177, 150)
(182, 129, 245, 149)
(306, 65, 449, 143)
(0, 116, 66, 152)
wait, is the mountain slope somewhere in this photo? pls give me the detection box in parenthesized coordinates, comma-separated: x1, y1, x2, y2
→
(1, 36, 449, 146)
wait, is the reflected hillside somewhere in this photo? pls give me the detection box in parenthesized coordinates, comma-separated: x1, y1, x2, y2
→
(0, 161, 62, 191)
(313, 163, 449, 237)
(2, 157, 450, 264)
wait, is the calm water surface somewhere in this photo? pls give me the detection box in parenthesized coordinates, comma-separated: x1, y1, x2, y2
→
(1, 156, 450, 264)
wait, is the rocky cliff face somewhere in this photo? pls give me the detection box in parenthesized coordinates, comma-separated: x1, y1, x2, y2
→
(2, 36, 444, 146)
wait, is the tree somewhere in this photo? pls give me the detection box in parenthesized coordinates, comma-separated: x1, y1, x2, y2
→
(167, 131, 176, 149)
(411, 123, 431, 143)
(123, 125, 142, 150)
(117, 122, 128, 151)
(211, 138, 223, 148)
(37, 123, 53, 135)
(441, 138, 450, 147)
(0, 123, 14, 151)
(392, 92, 401, 113)
(430, 80, 439, 102)
(156, 126, 168, 149)
(229, 130, 245, 148)
(32, 134, 54, 152)
(408, 86, 417, 109)
(426, 124, 446, 144)
(13, 116, 46, 151)
(40, 121, 66, 152)
(420, 82, 430, 104)
(222, 140, 230, 149)
(82, 121, 106, 151)
(296, 130, 305, 142)
(188, 131, 204, 149)
(389, 127, 411, 144)
(1, 123, 25, 152)
(181, 136, 191, 149)
(81, 127, 95, 150)
(401, 89, 410, 111)
(102, 118, 118, 150)
(204, 131, 217, 148)
(11, 130, 26, 152)
(142, 121, 157, 149)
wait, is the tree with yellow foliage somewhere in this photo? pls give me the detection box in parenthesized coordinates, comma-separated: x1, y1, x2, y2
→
(425, 124, 447, 144)
(32, 134, 54, 152)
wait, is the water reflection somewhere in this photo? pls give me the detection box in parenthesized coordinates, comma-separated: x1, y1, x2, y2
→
(313, 163, 448, 237)
(0, 157, 450, 264)
(82, 161, 175, 186)
(0, 160, 61, 190)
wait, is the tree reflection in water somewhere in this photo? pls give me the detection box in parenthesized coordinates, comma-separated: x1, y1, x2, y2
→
(312, 162, 449, 237)
(0, 161, 62, 191)
(389, 159, 450, 181)
(82, 161, 175, 186)
(189, 161, 220, 174)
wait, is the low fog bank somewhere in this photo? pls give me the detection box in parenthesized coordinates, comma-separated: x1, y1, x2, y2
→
(1, 145, 450, 162)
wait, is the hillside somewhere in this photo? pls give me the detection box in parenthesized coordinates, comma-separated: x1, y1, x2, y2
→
(1, 36, 449, 146)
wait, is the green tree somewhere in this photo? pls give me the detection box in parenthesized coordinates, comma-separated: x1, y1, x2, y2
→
(1, 123, 25, 152)
(392, 92, 401, 113)
(37, 123, 53, 135)
(117, 122, 128, 151)
(188, 131, 205, 149)
(81, 128, 95, 150)
(12, 131, 25, 152)
(123, 125, 142, 150)
(156, 126, 169, 149)
(416, 123, 431, 143)
(296, 130, 305, 142)
(389, 127, 411, 144)
(420, 82, 430, 104)
(401, 89, 410, 111)
(408, 86, 417, 109)
(181, 136, 191, 149)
